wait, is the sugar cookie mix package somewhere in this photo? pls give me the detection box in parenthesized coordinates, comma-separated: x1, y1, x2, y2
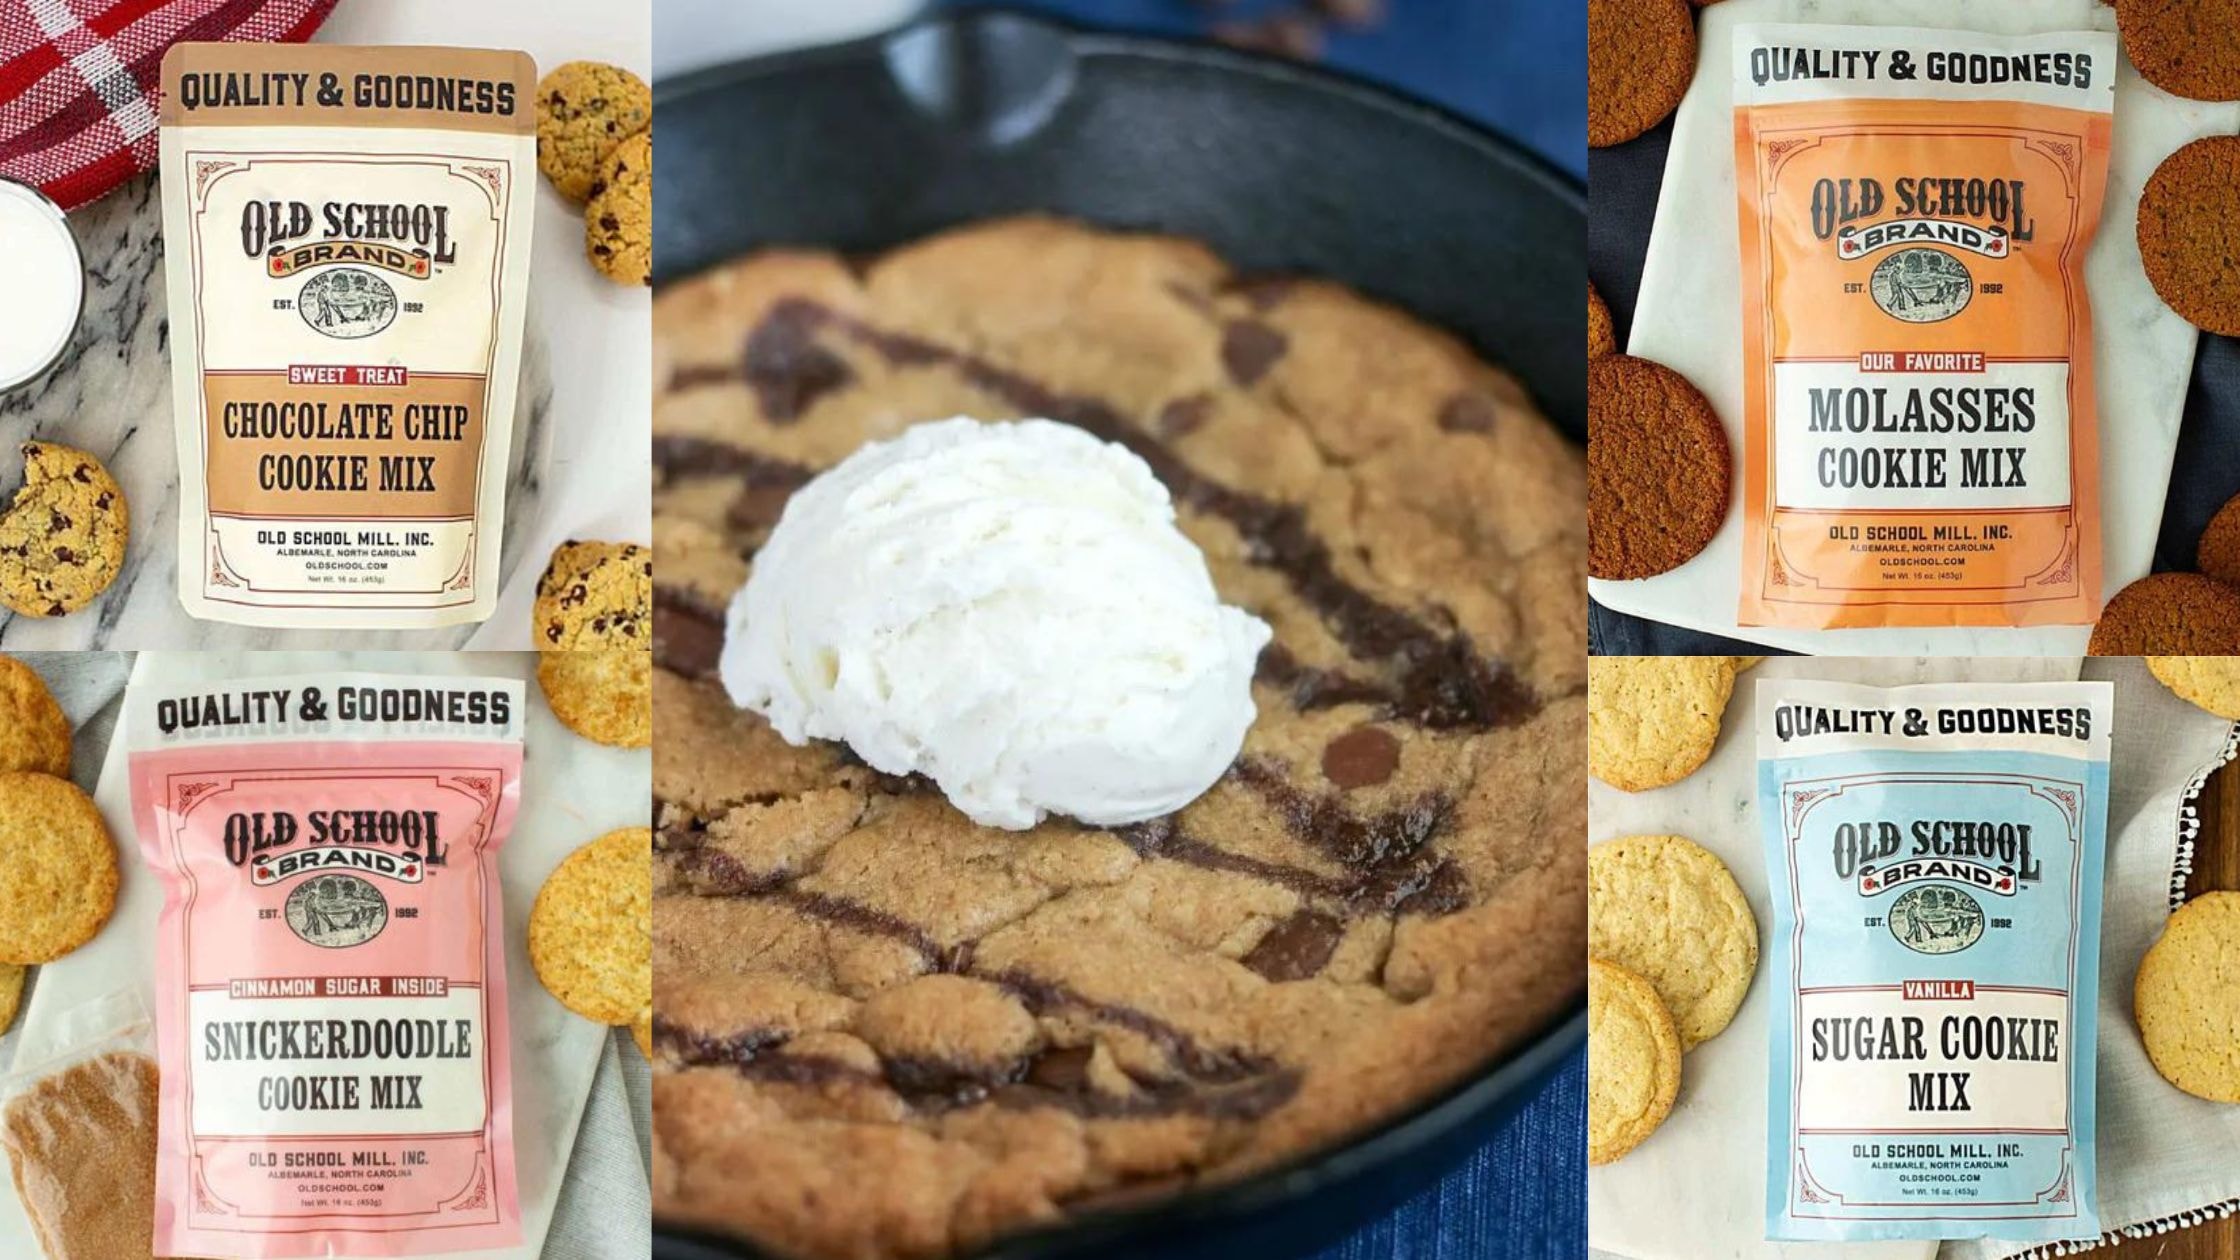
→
(128, 673, 525, 1256)
(1757, 678, 2111, 1242)
(1733, 25, 2115, 628)
(159, 44, 536, 627)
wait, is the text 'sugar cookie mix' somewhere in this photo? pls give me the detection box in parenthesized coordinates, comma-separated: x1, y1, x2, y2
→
(1734, 25, 2115, 629)
(1757, 678, 2112, 1242)
(128, 675, 525, 1257)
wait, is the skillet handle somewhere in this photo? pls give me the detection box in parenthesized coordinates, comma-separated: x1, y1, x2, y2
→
(883, 10, 1080, 146)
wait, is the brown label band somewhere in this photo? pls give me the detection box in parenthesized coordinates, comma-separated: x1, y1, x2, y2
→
(161, 43, 535, 136)
(203, 374, 485, 518)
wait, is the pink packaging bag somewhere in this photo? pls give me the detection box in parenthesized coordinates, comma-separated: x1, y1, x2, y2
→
(129, 673, 524, 1257)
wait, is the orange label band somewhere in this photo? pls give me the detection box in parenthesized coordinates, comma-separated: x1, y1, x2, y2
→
(1733, 24, 2114, 628)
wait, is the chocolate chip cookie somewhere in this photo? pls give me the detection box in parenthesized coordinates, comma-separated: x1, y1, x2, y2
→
(650, 217, 1586, 1258)
(0, 442, 128, 618)
(535, 540, 651, 650)
(586, 129, 651, 286)
(536, 61, 650, 202)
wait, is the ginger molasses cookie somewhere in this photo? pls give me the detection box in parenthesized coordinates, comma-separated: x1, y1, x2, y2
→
(2199, 490, 2240, 587)
(536, 61, 650, 202)
(0, 442, 128, 618)
(2139, 136, 2240, 336)
(2088, 572, 2240, 656)
(1588, 0, 1697, 148)
(2119, 0, 2240, 102)
(2134, 891, 2240, 1103)
(0, 654, 70, 776)
(535, 540, 652, 650)
(530, 827, 652, 1027)
(1589, 282, 1616, 359)
(586, 129, 652, 286)
(1588, 354, 1728, 579)
(0, 772, 117, 964)
(1589, 833, 1757, 1048)
(539, 649, 652, 747)
(2147, 656, 2240, 719)
(1588, 655, 1735, 792)
(1588, 957, 1682, 1165)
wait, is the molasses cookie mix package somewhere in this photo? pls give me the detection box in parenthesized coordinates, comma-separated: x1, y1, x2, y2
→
(128, 674, 525, 1256)
(159, 44, 536, 627)
(1733, 26, 2115, 628)
(1757, 678, 2111, 1242)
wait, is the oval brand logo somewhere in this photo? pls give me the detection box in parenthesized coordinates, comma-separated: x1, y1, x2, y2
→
(1887, 884, 1985, 956)
(1869, 248, 1973, 324)
(298, 267, 398, 340)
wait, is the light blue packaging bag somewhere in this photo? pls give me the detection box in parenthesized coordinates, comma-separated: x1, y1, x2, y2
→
(1759, 679, 2110, 1242)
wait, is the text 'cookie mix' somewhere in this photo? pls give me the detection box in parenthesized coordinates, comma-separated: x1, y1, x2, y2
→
(1733, 26, 2114, 629)
(127, 674, 526, 1257)
(1756, 678, 2111, 1242)
(158, 44, 536, 628)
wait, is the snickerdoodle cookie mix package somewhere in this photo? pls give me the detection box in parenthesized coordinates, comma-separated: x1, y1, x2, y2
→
(1757, 677, 2111, 1242)
(1734, 25, 2115, 629)
(127, 673, 525, 1256)
(159, 44, 536, 628)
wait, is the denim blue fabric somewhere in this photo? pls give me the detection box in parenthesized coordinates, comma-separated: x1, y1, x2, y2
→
(1311, 1050, 1586, 1260)
(926, 5, 1589, 1254)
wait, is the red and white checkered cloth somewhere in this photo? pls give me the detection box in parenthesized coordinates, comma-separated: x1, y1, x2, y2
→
(1, 0, 336, 210)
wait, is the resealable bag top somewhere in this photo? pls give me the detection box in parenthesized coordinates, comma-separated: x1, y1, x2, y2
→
(159, 44, 536, 627)
(1733, 25, 2115, 628)
(130, 673, 525, 1256)
(1757, 677, 2111, 1242)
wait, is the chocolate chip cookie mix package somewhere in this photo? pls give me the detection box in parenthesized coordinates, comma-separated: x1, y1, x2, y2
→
(159, 44, 536, 627)
(1734, 25, 2115, 628)
(128, 673, 525, 1256)
(1758, 677, 2110, 1241)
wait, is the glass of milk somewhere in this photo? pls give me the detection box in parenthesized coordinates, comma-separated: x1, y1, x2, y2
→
(0, 179, 83, 393)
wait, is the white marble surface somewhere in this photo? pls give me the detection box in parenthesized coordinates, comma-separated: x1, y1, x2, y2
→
(1587, 656, 2240, 1260)
(1590, 0, 2240, 655)
(0, 0, 651, 651)
(0, 651, 652, 1260)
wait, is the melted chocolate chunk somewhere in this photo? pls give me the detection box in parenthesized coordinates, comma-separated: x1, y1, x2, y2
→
(1321, 726, 1401, 789)
(1220, 319, 1288, 386)
(1438, 390, 1502, 434)
(1156, 394, 1213, 439)
(1024, 1044, 1094, 1091)
(1241, 909, 1345, 981)
(740, 302, 853, 422)
(1231, 758, 1470, 916)
(652, 584, 726, 679)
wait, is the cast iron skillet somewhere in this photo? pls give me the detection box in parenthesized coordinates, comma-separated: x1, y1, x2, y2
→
(653, 9, 1586, 1258)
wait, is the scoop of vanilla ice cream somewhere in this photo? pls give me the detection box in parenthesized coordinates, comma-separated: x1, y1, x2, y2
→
(721, 417, 1272, 830)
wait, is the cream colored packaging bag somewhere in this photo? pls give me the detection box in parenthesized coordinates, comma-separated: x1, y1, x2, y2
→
(159, 44, 535, 627)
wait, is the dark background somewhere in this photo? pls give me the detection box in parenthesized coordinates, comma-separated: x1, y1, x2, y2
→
(1588, 119, 2240, 656)
(926, 1, 1588, 1257)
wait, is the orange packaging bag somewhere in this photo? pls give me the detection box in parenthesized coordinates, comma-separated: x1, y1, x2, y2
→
(1733, 24, 2115, 628)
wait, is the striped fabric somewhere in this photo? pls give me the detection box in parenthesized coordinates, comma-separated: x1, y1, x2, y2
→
(0, 0, 335, 210)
